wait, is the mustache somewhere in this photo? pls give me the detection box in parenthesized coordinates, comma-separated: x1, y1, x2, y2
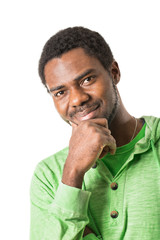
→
(69, 101, 100, 118)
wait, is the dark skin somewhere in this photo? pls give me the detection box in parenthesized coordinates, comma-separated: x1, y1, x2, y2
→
(44, 48, 144, 237)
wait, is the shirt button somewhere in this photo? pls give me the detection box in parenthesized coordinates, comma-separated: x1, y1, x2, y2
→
(110, 182, 118, 190)
(110, 211, 118, 218)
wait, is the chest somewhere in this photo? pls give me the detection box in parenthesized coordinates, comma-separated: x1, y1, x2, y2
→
(84, 150, 160, 238)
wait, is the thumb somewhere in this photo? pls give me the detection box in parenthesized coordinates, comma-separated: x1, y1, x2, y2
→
(69, 121, 78, 132)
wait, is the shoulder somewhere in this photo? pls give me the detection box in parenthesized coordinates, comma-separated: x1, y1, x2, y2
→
(38, 146, 69, 169)
(36, 147, 68, 170)
(142, 116, 160, 135)
(142, 116, 160, 142)
(30, 147, 69, 199)
(35, 146, 69, 179)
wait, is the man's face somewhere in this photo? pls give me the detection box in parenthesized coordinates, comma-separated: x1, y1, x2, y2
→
(44, 48, 119, 125)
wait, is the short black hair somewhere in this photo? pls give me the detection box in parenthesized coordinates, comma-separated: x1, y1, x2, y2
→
(39, 26, 114, 86)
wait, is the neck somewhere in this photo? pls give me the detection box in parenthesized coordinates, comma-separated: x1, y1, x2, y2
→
(109, 102, 143, 147)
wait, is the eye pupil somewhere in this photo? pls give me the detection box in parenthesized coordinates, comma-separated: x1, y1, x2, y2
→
(83, 76, 94, 85)
(84, 77, 91, 82)
(55, 91, 64, 97)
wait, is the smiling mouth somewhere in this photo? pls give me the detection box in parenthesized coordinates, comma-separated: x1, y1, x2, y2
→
(74, 104, 100, 122)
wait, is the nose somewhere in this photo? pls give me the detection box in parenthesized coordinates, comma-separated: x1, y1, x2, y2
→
(69, 87, 90, 107)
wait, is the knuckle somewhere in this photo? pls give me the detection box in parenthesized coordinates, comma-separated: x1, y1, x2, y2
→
(82, 120, 91, 128)
(102, 118, 108, 127)
(95, 133, 103, 143)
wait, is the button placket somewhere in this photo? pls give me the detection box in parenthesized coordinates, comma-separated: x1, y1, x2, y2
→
(110, 181, 119, 220)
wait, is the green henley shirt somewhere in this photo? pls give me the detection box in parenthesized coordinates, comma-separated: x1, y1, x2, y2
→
(30, 116, 160, 240)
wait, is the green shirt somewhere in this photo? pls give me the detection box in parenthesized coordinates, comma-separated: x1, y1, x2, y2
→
(30, 116, 160, 240)
(102, 123, 146, 176)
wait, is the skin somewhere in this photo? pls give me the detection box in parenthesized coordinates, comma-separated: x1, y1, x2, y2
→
(44, 47, 144, 236)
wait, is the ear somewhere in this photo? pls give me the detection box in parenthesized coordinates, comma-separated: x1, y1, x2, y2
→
(110, 61, 121, 85)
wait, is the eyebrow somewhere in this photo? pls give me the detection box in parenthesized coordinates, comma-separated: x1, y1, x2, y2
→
(49, 68, 95, 92)
(74, 68, 95, 82)
(50, 85, 65, 92)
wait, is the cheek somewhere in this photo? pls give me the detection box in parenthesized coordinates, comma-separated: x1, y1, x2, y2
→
(92, 77, 111, 96)
(91, 84, 110, 101)
(54, 100, 68, 118)
(101, 81, 113, 99)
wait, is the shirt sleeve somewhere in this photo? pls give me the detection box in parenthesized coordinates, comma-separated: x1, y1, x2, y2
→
(30, 168, 101, 240)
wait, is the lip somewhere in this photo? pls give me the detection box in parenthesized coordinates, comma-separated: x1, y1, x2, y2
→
(74, 105, 100, 122)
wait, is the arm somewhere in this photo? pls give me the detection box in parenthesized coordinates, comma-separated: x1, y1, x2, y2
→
(30, 171, 100, 240)
(62, 118, 116, 189)
(30, 118, 116, 240)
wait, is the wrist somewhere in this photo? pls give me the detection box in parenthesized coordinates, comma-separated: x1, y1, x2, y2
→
(62, 167, 84, 189)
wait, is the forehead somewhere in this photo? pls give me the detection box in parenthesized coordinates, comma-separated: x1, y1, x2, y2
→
(44, 48, 105, 86)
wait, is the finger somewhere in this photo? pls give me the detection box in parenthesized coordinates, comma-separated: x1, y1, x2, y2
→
(69, 120, 78, 127)
(87, 118, 108, 128)
(69, 121, 78, 133)
(106, 140, 116, 153)
(104, 142, 116, 155)
(99, 144, 116, 159)
(97, 125, 111, 135)
(110, 148, 116, 155)
(99, 146, 110, 159)
(95, 126, 116, 149)
(100, 136, 116, 157)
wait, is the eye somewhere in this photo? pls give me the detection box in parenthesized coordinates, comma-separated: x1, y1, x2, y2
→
(82, 76, 96, 86)
(54, 90, 64, 97)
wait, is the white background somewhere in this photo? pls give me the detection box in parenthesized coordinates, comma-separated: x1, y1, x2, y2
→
(0, 0, 160, 239)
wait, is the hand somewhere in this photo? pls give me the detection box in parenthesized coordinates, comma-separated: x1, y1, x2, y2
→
(62, 118, 116, 188)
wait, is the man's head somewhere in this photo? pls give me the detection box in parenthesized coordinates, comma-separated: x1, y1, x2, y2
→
(39, 27, 121, 126)
(39, 27, 114, 86)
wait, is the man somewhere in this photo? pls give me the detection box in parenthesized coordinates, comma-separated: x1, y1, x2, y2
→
(30, 27, 160, 240)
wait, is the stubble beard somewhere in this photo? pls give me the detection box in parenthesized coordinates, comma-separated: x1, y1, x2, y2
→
(105, 79, 119, 126)
(67, 79, 119, 126)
